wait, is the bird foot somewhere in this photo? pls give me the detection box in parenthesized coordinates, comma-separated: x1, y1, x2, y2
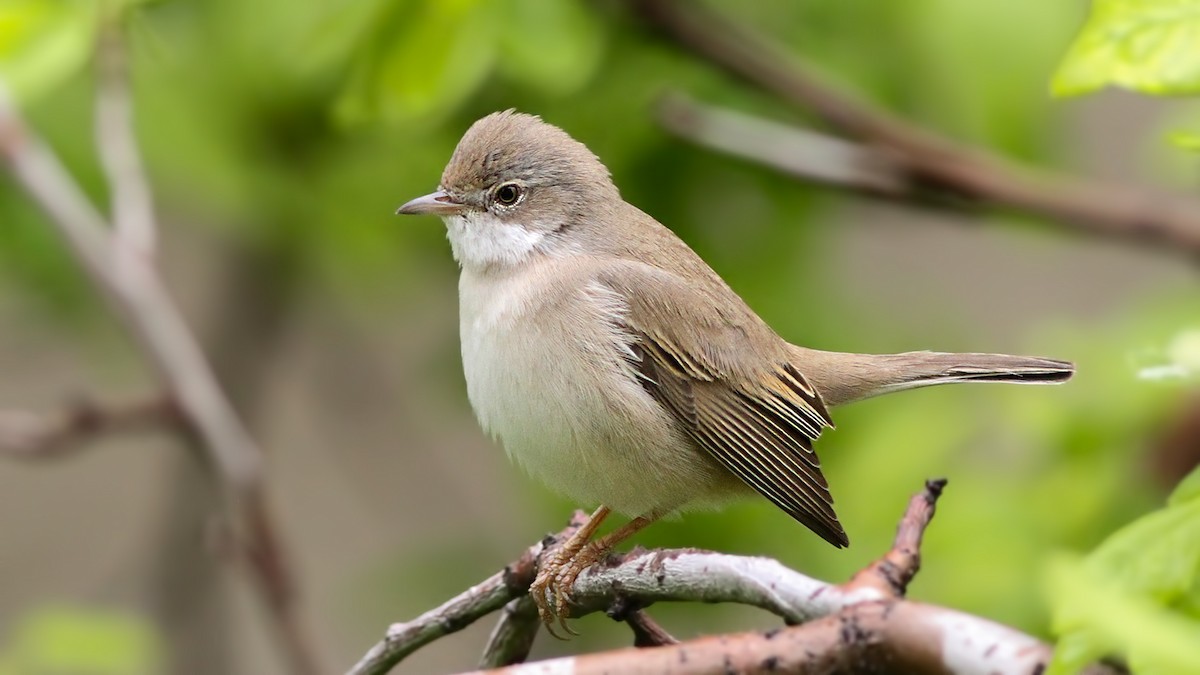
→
(530, 541, 607, 638)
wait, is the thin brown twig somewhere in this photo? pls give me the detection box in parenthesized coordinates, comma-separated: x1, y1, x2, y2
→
(240, 488, 322, 675)
(95, 17, 156, 259)
(459, 481, 1122, 675)
(347, 511, 588, 675)
(351, 482, 1122, 675)
(624, 609, 678, 648)
(478, 597, 540, 668)
(468, 600, 1122, 675)
(0, 84, 261, 491)
(634, 0, 1200, 258)
(659, 93, 909, 196)
(1, 52, 320, 674)
(845, 477, 945, 597)
(0, 394, 178, 459)
(601, 588, 679, 647)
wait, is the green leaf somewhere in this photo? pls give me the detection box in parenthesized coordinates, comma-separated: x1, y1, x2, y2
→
(0, 0, 97, 102)
(1046, 555, 1200, 674)
(1, 606, 162, 675)
(1171, 464, 1200, 506)
(1053, 0, 1200, 97)
(907, 0, 1078, 161)
(495, 0, 605, 96)
(293, 0, 386, 78)
(1089, 498, 1200, 599)
(1046, 497, 1200, 673)
(335, 0, 495, 124)
(1169, 131, 1200, 151)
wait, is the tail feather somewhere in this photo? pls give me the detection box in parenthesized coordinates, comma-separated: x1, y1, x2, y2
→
(790, 348, 1075, 407)
(910, 353, 1075, 386)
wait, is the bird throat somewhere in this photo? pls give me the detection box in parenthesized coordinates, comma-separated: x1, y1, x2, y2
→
(443, 212, 548, 270)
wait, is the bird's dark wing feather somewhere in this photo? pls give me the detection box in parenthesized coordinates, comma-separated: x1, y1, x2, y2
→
(597, 263, 848, 547)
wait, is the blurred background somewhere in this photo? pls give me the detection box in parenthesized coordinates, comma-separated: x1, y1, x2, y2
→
(0, 0, 1198, 673)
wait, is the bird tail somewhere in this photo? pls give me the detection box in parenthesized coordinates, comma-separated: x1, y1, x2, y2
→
(790, 348, 1075, 407)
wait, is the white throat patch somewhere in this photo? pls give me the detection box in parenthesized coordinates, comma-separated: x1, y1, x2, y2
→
(443, 211, 547, 269)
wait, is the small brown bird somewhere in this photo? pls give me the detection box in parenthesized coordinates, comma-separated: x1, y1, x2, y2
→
(398, 111, 1073, 627)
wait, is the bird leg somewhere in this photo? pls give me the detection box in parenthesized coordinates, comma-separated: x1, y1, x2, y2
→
(531, 506, 663, 635)
(531, 505, 610, 632)
(550, 513, 659, 620)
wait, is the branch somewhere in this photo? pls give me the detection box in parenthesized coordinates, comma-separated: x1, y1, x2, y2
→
(478, 597, 540, 668)
(347, 511, 589, 675)
(845, 477, 943, 596)
(239, 489, 324, 675)
(0, 394, 177, 458)
(635, 0, 1200, 258)
(0, 69, 320, 674)
(476, 553, 677, 667)
(95, 17, 156, 259)
(0, 83, 261, 491)
(602, 590, 679, 647)
(659, 93, 908, 197)
(353, 482, 1124, 675)
(622, 609, 678, 648)
(468, 600, 1124, 675)
(549, 481, 949, 627)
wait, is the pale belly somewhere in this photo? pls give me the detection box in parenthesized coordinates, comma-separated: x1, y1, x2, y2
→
(458, 267, 739, 516)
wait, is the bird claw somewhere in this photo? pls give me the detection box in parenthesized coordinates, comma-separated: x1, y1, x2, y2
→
(530, 542, 603, 637)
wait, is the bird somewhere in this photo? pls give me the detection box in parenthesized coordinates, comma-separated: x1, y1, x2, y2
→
(396, 110, 1074, 628)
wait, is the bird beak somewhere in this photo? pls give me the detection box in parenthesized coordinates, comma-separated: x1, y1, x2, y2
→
(396, 189, 466, 216)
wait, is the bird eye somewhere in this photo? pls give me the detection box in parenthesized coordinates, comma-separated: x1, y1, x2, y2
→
(494, 183, 523, 207)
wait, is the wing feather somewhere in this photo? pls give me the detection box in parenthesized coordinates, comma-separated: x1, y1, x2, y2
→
(599, 264, 848, 547)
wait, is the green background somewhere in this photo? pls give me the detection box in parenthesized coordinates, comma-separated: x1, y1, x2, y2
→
(1, 0, 1198, 673)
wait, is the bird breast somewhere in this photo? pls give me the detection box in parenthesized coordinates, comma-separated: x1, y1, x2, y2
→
(456, 260, 733, 516)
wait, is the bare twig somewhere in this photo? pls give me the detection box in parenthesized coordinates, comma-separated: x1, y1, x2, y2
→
(635, 0, 1200, 258)
(601, 587, 679, 647)
(845, 477, 945, 597)
(623, 610, 678, 648)
(0, 84, 261, 490)
(561, 546, 872, 624)
(478, 597, 540, 668)
(0, 394, 177, 458)
(456, 481, 1121, 675)
(347, 511, 588, 675)
(352, 483, 1121, 674)
(0, 76, 319, 674)
(659, 93, 908, 196)
(95, 18, 156, 259)
(240, 490, 323, 675)
(555, 482, 941, 621)
(466, 600, 1125, 675)
(350, 569, 522, 675)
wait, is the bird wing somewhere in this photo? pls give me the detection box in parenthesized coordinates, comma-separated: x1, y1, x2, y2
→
(596, 262, 848, 547)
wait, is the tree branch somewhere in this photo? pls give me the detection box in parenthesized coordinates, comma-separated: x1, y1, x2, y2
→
(635, 0, 1200, 258)
(95, 16, 156, 260)
(0, 71, 321, 674)
(0, 83, 261, 491)
(622, 609, 678, 648)
(478, 597, 540, 668)
(845, 477, 944, 597)
(347, 511, 589, 675)
(0, 394, 177, 459)
(350, 482, 1124, 674)
(659, 93, 909, 197)
(467, 600, 1125, 675)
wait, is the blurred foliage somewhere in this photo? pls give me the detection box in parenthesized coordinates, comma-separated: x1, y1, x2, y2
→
(0, 606, 162, 675)
(1043, 4, 1200, 671)
(0, 0, 95, 102)
(1046, 473, 1200, 674)
(1053, 0, 1200, 97)
(0, 0, 1198, 672)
